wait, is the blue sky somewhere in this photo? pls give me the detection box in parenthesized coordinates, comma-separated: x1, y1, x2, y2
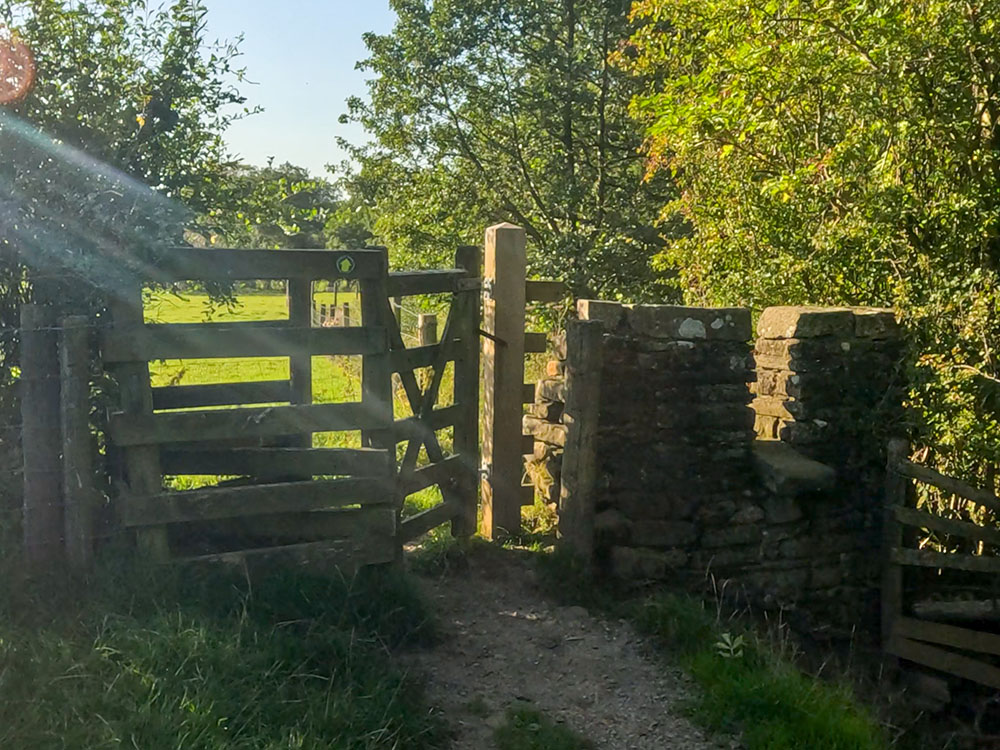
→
(203, 1, 397, 176)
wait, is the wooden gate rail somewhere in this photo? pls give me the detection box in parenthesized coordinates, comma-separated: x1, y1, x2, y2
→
(883, 438, 1000, 689)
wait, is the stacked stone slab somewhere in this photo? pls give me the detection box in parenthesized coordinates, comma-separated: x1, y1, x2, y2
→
(523, 332, 568, 506)
(751, 306, 903, 465)
(576, 301, 759, 583)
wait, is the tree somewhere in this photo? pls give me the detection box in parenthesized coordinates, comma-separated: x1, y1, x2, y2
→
(619, 0, 1000, 483)
(0, 0, 249, 380)
(202, 160, 340, 250)
(338, 0, 679, 300)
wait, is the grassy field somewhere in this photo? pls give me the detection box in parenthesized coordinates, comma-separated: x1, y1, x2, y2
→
(145, 290, 447, 512)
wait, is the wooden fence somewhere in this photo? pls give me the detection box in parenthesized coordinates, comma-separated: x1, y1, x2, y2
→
(883, 438, 1000, 689)
(22, 245, 483, 572)
(20, 223, 568, 572)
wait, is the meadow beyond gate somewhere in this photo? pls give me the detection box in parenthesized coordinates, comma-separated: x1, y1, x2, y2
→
(94, 245, 480, 568)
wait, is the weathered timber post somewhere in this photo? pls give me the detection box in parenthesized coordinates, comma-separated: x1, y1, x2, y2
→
(20, 304, 64, 569)
(417, 313, 438, 346)
(342, 302, 351, 327)
(452, 245, 481, 537)
(558, 319, 604, 560)
(60, 315, 95, 572)
(481, 223, 526, 539)
(287, 278, 313, 450)
(393, 295, 403, 330)
(108, 287, 169, 560)
(882, 438, 909, 665)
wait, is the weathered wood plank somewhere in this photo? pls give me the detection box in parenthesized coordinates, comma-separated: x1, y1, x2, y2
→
(102, 323, 384, 362)
(174, 534, 396, 572)
(390, 340, 461, 373)
(109, 402, 380, 446)
(186, 506, 396, 545)
(152, 381, 290, 410)
(895, 459, 1000, 515)
(400, 455, 464, 496)
(893, 505, 1000, 546)
(122, 477, 392, 526)
(387, 269, 465, 297)
(400, 501, 459, 543)
(138, 247, 383, 282)
(894, 616, 1000, 657)
(888, 635, 1000, 689)
(524, 332, 547, 353)
(160, 447, 391, 478)
(522, 383, 535, 404)
(394, 404, 463, 440)
(525, 279, 566, 303)
(891, 547, 1000, 574)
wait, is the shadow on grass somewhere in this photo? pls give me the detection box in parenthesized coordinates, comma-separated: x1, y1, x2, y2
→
(0, 551, 446, 750)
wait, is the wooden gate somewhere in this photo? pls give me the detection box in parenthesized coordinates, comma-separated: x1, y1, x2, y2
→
(883, 439, 1000, 689)
(101, 245, 480, 569)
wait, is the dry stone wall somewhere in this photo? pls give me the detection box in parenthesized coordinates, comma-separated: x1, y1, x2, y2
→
(537, 301, 905, 636)
(523, 332, 568, 507)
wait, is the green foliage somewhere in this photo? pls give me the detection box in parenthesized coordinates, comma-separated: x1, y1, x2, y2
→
(0, 0, 249, 383)
(494, 704, 595, 750)
(618, 0, 1000, 492)
(337, 0, 680, 300)
(0, 560, 444, 749)
(201, 160, 341, 249)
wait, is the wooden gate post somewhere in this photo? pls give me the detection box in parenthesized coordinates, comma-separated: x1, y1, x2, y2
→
(417, 313, 437, 346)
(21, 304, 64, 570)
(60, 315, 95, 572)
(481, 223, 526, 540)
(453, 245, 481, 537)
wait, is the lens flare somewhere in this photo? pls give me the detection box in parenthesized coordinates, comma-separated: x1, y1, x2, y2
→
(0, 27, 35, 105)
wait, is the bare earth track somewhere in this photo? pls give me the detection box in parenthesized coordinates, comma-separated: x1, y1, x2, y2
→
(403, 549, 722, 750)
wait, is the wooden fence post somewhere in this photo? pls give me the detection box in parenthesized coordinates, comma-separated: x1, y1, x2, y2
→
(342, 302, 351, 327)
(20, 304, 64, 570)
(558, 319, 604, 561)
(417, 313, 437, 346)
(882, 438, 909, 662)
(60, 315, 95, 572)
(481, 223, 526, 540)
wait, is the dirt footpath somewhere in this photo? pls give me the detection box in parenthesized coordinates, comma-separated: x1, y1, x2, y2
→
(402, 549, 723, 750)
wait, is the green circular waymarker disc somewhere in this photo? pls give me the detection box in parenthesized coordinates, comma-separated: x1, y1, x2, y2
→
(337, 256, 356, 275)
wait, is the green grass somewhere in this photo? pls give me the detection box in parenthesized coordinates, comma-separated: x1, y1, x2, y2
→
(0, 559, 445, 749)
(535, 552, 888, 750)
(493, 704, 594, 750)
